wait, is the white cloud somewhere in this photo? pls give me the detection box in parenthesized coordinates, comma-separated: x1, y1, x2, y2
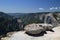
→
(39, 8, 44, 10)
(49, 7, 54, 10)
(49, 7, 58, 10)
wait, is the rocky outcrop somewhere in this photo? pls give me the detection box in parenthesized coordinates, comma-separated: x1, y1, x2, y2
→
(1, 32, 16, 40)
(6, 32, 16, 37)
(1, 37, 9, 40)
(24, 23, 53, 34)
(9, 26, 60, 40)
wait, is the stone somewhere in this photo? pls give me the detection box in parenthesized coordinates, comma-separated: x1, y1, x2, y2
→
(24, 23, 44, 34)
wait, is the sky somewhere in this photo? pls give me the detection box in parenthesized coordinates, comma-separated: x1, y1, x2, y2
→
(0, 0, 60, 13)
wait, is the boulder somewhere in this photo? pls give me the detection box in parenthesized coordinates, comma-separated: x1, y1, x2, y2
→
(24, 23, 44, 34)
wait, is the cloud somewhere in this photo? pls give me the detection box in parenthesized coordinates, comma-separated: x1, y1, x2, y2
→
(49, 7, 58, 10)
(49, 7, 53, 10)
(39, 8, 44, 10)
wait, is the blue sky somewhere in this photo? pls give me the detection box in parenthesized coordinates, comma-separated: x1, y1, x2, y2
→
(0, 0, 60, 13)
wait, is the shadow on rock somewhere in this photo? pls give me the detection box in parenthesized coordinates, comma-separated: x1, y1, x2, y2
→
(47, 29, 54, 32)
(25, 31, 47, 37)
(49, 30, 54, 32)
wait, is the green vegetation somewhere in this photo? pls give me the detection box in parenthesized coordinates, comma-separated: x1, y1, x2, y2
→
(0, 12, 20, 37)
(18, 13, 44, 25)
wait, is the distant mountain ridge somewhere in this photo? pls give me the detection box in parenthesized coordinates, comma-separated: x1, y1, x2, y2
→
(8, 13, 27, 18)
(0, 12, 13, 19)
(8, 12, 60, 18)
(8, 12, 60, 25)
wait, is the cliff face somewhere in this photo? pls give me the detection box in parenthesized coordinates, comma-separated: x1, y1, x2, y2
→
(16, 12, 60, 25)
